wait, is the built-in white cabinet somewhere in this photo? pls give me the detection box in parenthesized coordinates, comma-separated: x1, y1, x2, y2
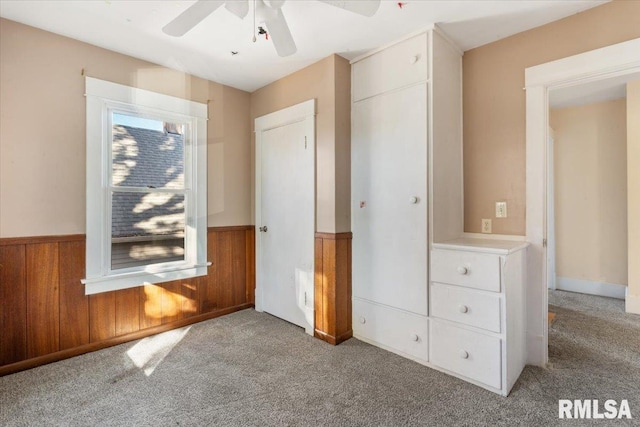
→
(350, 28, 528, 396)
(352, 33, 428, 102)
(351, 29, 457, 360)
(430, 240, 528, 396)
(351, 81, 428, 316)
(353, 298, 429, 364)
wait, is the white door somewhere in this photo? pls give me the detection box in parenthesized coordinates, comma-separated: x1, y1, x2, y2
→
(255, 101, 315, 335)
(351, 83, 428, 315)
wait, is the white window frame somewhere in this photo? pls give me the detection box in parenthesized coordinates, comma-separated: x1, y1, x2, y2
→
(83, 77, 208, 295)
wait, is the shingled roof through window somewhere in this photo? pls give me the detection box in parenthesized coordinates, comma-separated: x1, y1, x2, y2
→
(111, 125, 185, 240)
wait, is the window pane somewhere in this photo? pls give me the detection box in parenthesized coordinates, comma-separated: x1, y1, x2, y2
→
(111, 192, 185, 270)
(112, 112, 185, 189)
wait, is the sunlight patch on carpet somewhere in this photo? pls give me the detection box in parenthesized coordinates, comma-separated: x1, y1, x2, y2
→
(126, 326, 191, 376)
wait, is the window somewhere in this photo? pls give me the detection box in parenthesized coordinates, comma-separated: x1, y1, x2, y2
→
(83, 77, 208, 295)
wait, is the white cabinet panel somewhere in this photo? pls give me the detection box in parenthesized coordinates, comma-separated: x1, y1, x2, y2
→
(431, 248, 501, 292)
(431, 240, 528, 395)
(353, 298, 429, 363)
(352, 34, 428, 102)
(430, 320, 502, 390)
(430, 282, 502, 333)
(352, 83, 428, 315)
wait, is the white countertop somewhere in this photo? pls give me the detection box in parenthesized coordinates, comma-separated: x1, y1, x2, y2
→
(433, 237, 530, 255)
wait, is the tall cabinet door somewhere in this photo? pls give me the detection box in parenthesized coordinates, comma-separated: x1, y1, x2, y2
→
(352, 83, 428, 315)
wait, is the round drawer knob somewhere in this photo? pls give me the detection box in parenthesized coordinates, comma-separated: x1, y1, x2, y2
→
(457, 266, 469, 275)
(359, 316, 366, 324)
(409, 55, 419, 64)
(459, 305, 469, 314)
(459, 350, 469, 359)
(410, 333, 419, 342)
(410, 196, 419, 204)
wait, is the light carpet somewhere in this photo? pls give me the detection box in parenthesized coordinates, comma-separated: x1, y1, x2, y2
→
(1, 290, 638, 426)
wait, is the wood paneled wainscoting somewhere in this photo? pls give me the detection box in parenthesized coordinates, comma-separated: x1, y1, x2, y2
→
(0, 226, 255, 376)
(314, 232, 352, 345)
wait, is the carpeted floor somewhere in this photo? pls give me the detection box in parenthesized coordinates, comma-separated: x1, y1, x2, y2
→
(1, 290, 638, 426)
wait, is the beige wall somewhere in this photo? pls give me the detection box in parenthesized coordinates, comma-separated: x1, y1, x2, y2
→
(334, 55, 352, 232)
(463, 0, 640, 235)
(627, 80, 640, 312)
(250, 54, 351, 233)
(207, 84, 252, 227)
(0, 19, 252, 237)
(550, 99, 627, 286)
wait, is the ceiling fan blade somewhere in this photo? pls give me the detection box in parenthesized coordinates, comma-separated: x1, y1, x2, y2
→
(263, 0, 286, 8)
(162, 0, 225, 37)
(225, 0, 249, 19)
(265, 9, 297, 57)
(318, 0, 381, 17)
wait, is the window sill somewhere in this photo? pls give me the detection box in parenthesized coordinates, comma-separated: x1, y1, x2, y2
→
(82, 263, 210, 295)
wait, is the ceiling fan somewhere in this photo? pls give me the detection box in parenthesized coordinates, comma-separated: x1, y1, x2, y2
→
(162, 0, 381, 57)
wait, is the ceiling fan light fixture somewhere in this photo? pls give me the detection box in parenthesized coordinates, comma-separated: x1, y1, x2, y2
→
(162, 0, 380, 57)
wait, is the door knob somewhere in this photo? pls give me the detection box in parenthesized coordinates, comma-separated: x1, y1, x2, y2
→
(259, 226, 268, 232)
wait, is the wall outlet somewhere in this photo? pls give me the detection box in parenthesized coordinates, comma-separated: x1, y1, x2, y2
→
(496, 201, 507, 218)
(481, 219, 492, 234)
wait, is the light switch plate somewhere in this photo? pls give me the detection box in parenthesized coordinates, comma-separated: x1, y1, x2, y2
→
(496, 202, 507, 218)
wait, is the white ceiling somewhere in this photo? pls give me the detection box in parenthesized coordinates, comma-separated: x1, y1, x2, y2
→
(0, 0, 609, 92)
(550, 72, 640, 109)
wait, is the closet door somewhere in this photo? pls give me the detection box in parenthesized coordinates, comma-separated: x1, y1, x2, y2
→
(351, 83, 428, 315)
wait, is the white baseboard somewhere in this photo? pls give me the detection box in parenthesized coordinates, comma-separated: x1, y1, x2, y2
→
(555, 277, 626, 300)
(626, 294, 640, 315)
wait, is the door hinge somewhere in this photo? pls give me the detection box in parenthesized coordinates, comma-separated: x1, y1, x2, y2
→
(543, 238, 547, 248)
(304, 136, 307, 149)
(304, 291, 307, 305)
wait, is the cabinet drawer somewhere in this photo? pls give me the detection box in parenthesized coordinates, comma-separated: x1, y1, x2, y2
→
(430, 283, 502, 333)
(430, 321, 502, 389)
(352, 34, 427, 102)
(431, 249, 501, 292)
(353, 299, 428, 363)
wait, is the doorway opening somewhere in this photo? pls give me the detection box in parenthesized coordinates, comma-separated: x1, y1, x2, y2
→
(547, 83, 630, 301)
(546, 80, 632, 360)
(525, 37, 640, 366)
